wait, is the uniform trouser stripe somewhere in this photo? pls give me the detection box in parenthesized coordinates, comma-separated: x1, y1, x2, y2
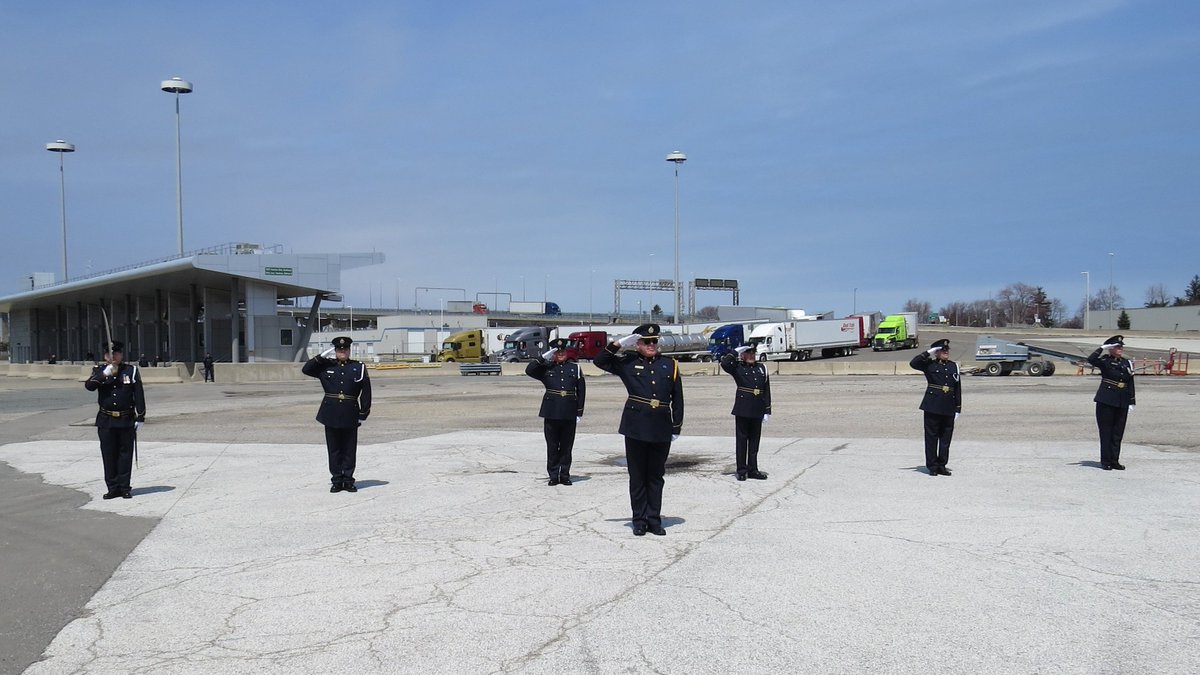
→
(922, 412, 954, 469)
(625, 437, 670, 529)
(543, 418, 577, 479)
(324, 426, 358, 484)
(734, 416, 763, 475)
(98, 426, 135, 490)
(1096, 403, 1128, 466)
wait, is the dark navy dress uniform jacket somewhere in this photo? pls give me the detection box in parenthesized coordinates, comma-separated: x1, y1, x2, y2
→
(720, 353, 772, 418)
(594, 345, 684, 443)
(909, 352, 962, 416)
(85, 363, 146, 428)
(1087, 349, 1136, 408)
(525, 358, 586, 419)
(302, 356, 372, 428)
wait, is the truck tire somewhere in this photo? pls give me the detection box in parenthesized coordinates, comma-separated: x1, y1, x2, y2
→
(1043, 361, 1056, 376)
(443, 357, 456, 363)
(1026, 361, 1044, 377)
(985, 362, 1002, 376)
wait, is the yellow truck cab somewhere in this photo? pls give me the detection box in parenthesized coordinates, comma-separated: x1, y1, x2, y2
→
(438, 329, 488, 362)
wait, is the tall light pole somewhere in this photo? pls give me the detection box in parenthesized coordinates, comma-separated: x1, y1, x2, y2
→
(46, 140, 75, 282)
(589, 268, 595, 329)
(1108, 252, 1115, 328)
(1081, 271, 1090, 330)
(853, 287, 858, 315)
(648, 252, 655, 315)
(348, 305, 353, 331)
(544, 274, 548, 302)
(666, 150, 687, 322)
(161, 76, 193, 255)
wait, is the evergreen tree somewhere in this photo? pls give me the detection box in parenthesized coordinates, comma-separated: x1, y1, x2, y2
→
(1118, 310, 1131, 330)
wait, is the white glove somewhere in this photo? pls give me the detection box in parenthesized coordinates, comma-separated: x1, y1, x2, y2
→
(671, 434, 679, 442)
(576, 416, 582, 423)
(762, 414, 770, 424)
(955, 412, 960, 421)
(134, 421, 143, 432)
(1127, 405, 1135, 413)
(1100, 342, 1119, 352)
(103, 364, 116, 377)
(734, 345, 752, 355)
(617, 334, 639, 349)
(541, 348, 558, 360)
(320, 347, 336, 359)
(926, 346, 941, 356)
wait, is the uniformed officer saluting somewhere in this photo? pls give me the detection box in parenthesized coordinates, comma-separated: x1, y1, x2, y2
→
(83, 341, 146, 499)
(525, 337, 586, 486)
(594, 323, 684, 536)
(302, 336, 372, 492)
(909, 338, 961, 476)
(721, 344, 771, 481)
(1087, 335, 1136, 470)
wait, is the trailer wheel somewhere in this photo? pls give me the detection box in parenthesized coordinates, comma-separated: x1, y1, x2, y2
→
(443, 357, 456, 363)
(985, 362, 1002, 376)
(1026, 361, 1044, 377)
(1043, 361, 1056, 376)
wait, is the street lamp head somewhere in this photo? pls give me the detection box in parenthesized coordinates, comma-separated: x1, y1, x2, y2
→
(665, 150, 687, 164)
(46, 140, 75, 153)
(161, 77, 193, 94)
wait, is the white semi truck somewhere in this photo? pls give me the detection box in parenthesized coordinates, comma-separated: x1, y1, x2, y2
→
(748, 318, 863, 361)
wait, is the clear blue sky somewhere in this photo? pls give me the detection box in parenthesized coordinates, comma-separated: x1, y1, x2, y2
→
(2, 1, 1197, 317)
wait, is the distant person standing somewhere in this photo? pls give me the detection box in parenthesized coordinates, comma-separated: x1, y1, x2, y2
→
(138, 353, 149, 367)
(303, 336, 372, 492)
(525, 338, 586, 486)
(909, 338, 961, 476)
(48, 354, 57, 364)
(1088, 335, 1136, 470)
(594, 323, 684, 537)
(83, 341, 146, 499)
(203, 353, 215, 382)
(720, 345, 771, 481)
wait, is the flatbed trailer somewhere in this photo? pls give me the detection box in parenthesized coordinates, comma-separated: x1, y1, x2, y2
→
(973, 335, 1088, 376)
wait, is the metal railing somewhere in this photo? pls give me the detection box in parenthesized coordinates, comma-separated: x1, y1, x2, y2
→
(39, 242, 284, 289)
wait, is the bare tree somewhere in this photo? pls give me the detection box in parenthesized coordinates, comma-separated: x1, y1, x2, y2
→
(694, 305, 719, 321)
(902, 298, 931, 321)
(1144, 284, 1171, 308)
(1090, 287, 1124, 311)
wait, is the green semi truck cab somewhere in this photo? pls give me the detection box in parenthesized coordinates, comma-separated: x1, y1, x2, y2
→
(871, 312, 919, 351)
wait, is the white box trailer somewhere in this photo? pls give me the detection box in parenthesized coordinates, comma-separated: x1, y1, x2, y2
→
(748, 318, 863, 361)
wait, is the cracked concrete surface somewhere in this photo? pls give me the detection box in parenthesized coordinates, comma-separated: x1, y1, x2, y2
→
(4, 430, 1198, 674)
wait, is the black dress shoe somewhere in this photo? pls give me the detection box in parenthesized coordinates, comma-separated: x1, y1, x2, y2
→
(632, 523, 648, 536)
(560, 477, 573, 486)
(928, 467, 939, 476)
(103, 490, 121, 500)
(736, 473, 747, 481)
(747, 471, 768, 480)
(649, 525, 666, 536)
(343, 482, 358, 492)
(1111, 463, 1125, 470)
(330, 484, 344, 493)
(1101, 464, 1113, 471)
(547, 477, 560, 486)
(938, 467, 952, 476)
(121, 490, 132, 499)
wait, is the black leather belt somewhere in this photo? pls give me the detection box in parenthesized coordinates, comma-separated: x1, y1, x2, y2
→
(1101, 379, 1127, 389)
(737, 387, 763, 396)
(324, 393, 356, 400)
(927, 385, 954, 394)
(546, 389, 576, 397)
(100, 409, 133, 418)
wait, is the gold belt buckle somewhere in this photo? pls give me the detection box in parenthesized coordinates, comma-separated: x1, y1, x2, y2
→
(1117, 382, 1125, 389)
(558, 391, 568, 397)
(649, 399, 660, 409)
(942, 385, 950, 393)
(753, 388, 760, 396)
